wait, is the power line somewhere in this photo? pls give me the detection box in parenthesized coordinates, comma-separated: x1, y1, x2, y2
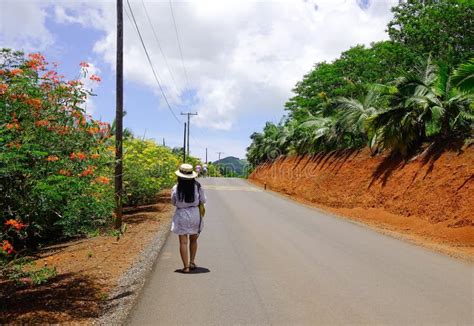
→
(126, 0, 181, 124)
(140, 0, 181, 96)
(169, 0, 190, 88)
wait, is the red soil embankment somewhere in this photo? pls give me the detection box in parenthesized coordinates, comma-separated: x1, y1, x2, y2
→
(249, 146, 473, 260)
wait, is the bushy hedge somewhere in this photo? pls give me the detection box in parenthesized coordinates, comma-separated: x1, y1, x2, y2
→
(123, 138, 179, 206)
(1, 49, 114, 254)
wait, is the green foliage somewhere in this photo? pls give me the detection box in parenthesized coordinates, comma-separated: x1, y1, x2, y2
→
(248, 59, 473, 165)
(123, 138, 179, 206)
(0, 49, 115, 254)
(387, 0, 474, 67)
(452, 58, 474, 92)
(1, 257, 57, 286)
(285, 41, 416, 118)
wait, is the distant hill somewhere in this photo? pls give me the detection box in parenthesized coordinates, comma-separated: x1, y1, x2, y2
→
(214, 156, 249, 177)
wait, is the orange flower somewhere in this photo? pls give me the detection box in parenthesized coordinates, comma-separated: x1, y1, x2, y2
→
(10, 68, 23, 76)
(94, 176, 110, 184)
(25, 98, 42, 109)
(59, 169, 72, 176)
(76, 152, 87, 160)
(26, 54, 46, 70)
(6, 122, 20, 130)
(28, 53, 46, 62)
(89, 74, 101, 82)
(47, 155, 59, 162)
(69, 152, 87, 160)
(0, 69, 5, 75)
(87, 127, 100, 135)
(5, 219, 27, 231)
(79, 165, 95, 177)
(2, 240, 14, 255)
(68, 80, 82, 87)
(7, 142, 21, 149)
(0, 83, 7, 95)
(35, 120, 49, 127)
(90, 153, 100, 159)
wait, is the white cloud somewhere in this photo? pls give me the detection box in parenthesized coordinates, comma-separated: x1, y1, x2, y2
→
(0, 0, 54, 51)
(1, 0, 399, 131)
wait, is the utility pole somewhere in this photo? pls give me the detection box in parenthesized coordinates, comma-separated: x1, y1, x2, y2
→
(183, 122, 187, 163)
(180, 112, 197, 157)
(205, 148, 208, 163)
(162, 137, 165, 147)
(114, 0, 123, 230)
(216, 151, 224, 161)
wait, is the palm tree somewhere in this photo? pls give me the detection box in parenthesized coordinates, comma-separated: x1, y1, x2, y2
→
(369, 58, 473, 155)
(452, 58, 474, 93)
(334, 85, 385, 148)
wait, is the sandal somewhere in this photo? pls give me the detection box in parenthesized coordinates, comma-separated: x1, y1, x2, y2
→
(190, 262, 197, 270)
(181, 266, 190, 273)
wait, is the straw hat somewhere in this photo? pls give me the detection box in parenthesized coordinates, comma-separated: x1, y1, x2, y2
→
(175, 163, 198, 179)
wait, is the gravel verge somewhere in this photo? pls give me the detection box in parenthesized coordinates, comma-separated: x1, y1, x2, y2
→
(94, 217, 172, 325)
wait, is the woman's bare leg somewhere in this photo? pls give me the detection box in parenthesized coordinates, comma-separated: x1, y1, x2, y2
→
(178, 235, 189, 271)
(189, 234, 199, 265)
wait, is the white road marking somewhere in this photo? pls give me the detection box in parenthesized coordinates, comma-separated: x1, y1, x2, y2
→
(203, 185, 263, 192)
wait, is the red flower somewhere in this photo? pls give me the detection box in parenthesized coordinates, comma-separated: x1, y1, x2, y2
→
(2, 240, 14, 255)
(68, 80, 82, 87)
(6, 122, 20, 130)
(35, 120, 49, 127)
(5, 219, 27, 231)
(87, 127, 100, 135)
(89, 74, 101, 82)
(25, 98, 42, 110)
(79, 165, 95, 177)
(94, 176, 110, 184)
(7, 142, 21, 149)
(0, 83, 8, 95)
(80, 62, 90, 68)
(10, 68, 23, 76)
(70, 152, 87, 161)
(27, 54, 46, 71)
(59, 169, 72, 176)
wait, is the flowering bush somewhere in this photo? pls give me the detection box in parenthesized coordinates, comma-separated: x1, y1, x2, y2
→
(0, 49, 114, 255)
(123, 138, 179, 206)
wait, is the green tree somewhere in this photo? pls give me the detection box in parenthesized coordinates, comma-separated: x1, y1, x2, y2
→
(285, 41, 415, 119)
(387, 0, 474, 66)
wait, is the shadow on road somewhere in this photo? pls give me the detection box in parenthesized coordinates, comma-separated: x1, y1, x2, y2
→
(174, 267, 210, 274)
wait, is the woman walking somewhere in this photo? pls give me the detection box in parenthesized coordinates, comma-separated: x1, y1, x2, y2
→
(171, 164, 206, 273)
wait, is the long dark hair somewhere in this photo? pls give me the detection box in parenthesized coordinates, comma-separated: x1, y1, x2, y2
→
(177, 177, 196, 203)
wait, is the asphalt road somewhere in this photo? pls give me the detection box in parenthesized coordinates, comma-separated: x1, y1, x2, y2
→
(128, 177, 473, 325)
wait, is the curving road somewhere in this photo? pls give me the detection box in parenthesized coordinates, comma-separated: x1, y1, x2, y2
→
(128, 177, 473, 325)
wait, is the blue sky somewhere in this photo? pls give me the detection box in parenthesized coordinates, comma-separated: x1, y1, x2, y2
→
(0, 0, 397, 161)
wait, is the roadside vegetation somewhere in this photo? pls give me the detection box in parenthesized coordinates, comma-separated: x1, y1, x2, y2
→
(247, 0, 473, 165)
(0, 49, 202, 285)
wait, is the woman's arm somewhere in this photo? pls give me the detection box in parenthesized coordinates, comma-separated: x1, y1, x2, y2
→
(198, 186, 206, 204)
(171, 185, 177, 206)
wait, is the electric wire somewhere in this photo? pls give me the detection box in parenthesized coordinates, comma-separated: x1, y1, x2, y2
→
(140, 0, 181, 96)
(168, 0, 190, 88)
(126, 0, 182, 124)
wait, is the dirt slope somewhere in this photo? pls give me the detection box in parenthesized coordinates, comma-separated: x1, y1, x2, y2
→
(249, 146, 473, 260)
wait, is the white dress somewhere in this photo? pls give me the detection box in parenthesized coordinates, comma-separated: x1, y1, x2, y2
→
(170, 183, 206, 235)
